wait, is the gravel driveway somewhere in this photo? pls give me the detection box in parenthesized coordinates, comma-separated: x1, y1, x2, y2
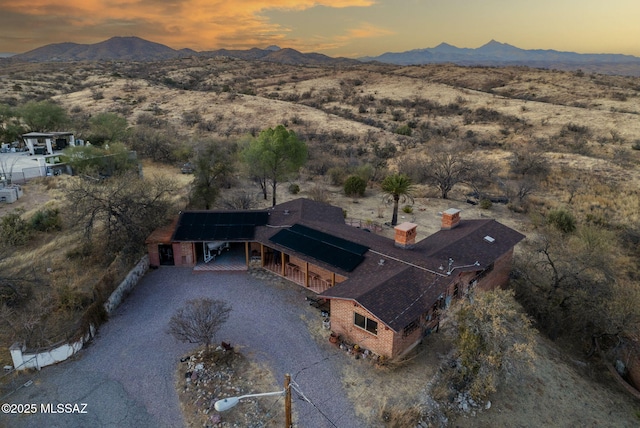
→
(1, 267, 366, 427)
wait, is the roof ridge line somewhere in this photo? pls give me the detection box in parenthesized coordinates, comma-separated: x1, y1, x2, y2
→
(423, 218, 495, 256)
(368, 249, 448, 277)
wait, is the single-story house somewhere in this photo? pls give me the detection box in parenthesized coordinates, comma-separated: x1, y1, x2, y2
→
(146, 198, 525, 359)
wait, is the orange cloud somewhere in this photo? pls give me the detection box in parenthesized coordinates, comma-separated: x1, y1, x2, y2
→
(288, 23, 394, 53)
(2, 1, 377, 52)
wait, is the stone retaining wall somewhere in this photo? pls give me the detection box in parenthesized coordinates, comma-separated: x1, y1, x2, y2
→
(9, 255, 149, 370)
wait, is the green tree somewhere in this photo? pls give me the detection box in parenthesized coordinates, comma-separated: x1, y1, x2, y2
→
(19, 101, 68, 132)
(62, 143, 137, 177)
(190, 141, 234, 210)
(381, 174, 414, 226)
(88, 112, 129, 145)
(343, 175, 367, 197)
(0, 104, 24, 143)
(242, 125, 307, 207)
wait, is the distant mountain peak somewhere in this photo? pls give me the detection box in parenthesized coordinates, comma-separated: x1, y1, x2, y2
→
(360, 40, 640, 76)
(265, 45, 281, 51)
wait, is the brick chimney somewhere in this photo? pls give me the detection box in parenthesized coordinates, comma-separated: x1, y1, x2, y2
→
(394, 222, 417, 249)
(441, 208, 461, 230)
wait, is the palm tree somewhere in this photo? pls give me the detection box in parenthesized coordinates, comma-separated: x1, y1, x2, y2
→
(381, 174, 415, 226)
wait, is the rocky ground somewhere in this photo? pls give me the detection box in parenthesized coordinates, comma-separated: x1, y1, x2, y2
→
(176, 347, 283, 428)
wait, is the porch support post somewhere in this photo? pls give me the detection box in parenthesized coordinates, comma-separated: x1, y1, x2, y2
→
(304, 262, 309, 287)
(245, 242, 249, 266)
(260, 243, 264, 266)
(281, 252, 286, 276)
(331, 272, 335, 287)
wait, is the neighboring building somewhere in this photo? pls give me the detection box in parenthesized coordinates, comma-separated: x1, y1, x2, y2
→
(20, 132, 80, 155)
(146, 198, 525, 359)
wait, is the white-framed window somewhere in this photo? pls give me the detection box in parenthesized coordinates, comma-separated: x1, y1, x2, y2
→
(354, 312, 378, 335)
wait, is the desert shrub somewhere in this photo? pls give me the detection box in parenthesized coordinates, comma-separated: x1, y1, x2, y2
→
(344, 175, 367, 197)
(354, 163, 374, 183)
(54, 283, 91, 311)
(547, 208, 576, 234)
(631, 140, 640, 150)
(327, 166, 347, 186)
(394, 125, 412, 136)
(391, 109, 405, 121)
(182, 110, 202, 126)
(453, 289, 535, 401)
(30, 207, 62, 232)
(378, 402, 422, 428)
(288, 183, 300, 195)
(0, 210, 31, 246)
(479, 199, 492, 210)
(136, 112, 168, 128)
(307, 185, 330, 203)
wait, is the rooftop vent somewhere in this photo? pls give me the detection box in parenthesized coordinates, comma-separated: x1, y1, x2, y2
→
(283, 210, 290, 215)
(378, 259, 385, 266)
(484, 235, 495, 243)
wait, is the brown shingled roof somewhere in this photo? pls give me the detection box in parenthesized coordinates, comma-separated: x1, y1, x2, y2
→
(160, 198, 525, 333)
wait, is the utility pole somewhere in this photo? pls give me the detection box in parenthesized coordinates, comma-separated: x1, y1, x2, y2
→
(284, 373, 292, 427)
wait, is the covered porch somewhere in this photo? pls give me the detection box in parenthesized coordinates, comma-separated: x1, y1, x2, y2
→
(251, 243, 343, 294)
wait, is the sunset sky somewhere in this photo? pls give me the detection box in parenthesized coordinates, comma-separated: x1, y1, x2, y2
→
(1, 0, 639, 57)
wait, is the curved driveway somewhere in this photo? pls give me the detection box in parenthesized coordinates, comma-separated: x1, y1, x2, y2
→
(1, 268, 366, 427)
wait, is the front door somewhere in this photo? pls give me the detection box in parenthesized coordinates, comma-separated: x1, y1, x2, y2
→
(158, 244, 174, 265)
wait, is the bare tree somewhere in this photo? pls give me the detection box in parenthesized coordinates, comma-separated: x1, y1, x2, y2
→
(0, 155, 20, 184)
(422, 142, 472, 199)
(509, 146, 550, 178)
(168, 298, 232, 350)
(512, 225, 627, 343)
(65, 172, 178, 256)
(222, 191, 257, 210)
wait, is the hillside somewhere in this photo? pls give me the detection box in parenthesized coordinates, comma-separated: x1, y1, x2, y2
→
(0, 59, 639, 426)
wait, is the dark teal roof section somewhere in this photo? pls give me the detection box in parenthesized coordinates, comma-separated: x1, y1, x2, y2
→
(269, 224, 368, 272)
(172, 211, 269, 241)
(289, 224, 369, 255)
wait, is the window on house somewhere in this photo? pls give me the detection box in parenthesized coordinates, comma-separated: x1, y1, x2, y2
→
(403, 320, 419, 337)
(476, 262, 495, 281)
(354, 312, 378, 335)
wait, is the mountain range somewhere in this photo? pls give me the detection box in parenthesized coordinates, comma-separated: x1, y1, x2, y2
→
(5, 37, 640, 75)
(361, 40, 640, 75)
(6, 36, 359, 66)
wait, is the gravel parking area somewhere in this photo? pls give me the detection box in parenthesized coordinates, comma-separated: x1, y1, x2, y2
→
(1, 267, 366, 427)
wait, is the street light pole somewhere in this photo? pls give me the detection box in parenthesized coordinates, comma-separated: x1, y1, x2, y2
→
(213, 373, 293, 426)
